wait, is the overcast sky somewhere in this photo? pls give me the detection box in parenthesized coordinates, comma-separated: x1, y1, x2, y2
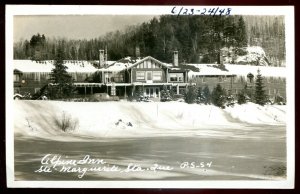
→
(14, 15, 155, 42)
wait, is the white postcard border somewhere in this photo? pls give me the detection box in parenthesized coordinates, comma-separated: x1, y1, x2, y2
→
(5, 5, 295, 188)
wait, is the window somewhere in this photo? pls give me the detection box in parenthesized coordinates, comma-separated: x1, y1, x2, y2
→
(232, 76, 238, 83)
(105, 74, 111, 83)
(178, 76, 183, 82)
(146, 60, 151, 68)
(136, 71, 145, 80)
(156, 88, 159, 96)
(71, 73, 77, 81)
(146, 72, 152, 80)
(35, 88, 40, 93)
(170, 74, 178, 82)
(153, 71, 162, 81)
(34, 73, 40, 81)
(14, 74, 20, 82)
(169, 73, 183, 82)
(218, 76, 223, 82)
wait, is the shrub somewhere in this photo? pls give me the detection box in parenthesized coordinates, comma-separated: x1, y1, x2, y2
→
(161, 85, 172, 102)
(237, 92, 247, 104)
(134, 86, 144, 101)
(54, 111, 78, 132)
(202, 85, 211, 105)
(211, 84, 227, 108)
(237, 84, 254, 104)
(274, 95, 285, 105)
(184, 84, 198, 104)
(226, 92, 236, 107)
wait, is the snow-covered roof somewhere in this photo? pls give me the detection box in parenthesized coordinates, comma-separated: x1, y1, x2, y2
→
(14, 60, 98, 73)
(188, 64, 234, 76)
(14, 60, 286, 78)
(187, 63, 286, 78)
(225, 64, 286, 77)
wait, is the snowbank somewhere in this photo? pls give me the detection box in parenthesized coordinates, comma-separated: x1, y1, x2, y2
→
(14, 101, 286, 141)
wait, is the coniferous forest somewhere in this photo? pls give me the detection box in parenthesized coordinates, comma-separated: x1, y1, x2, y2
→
(13, 15, 285, 66)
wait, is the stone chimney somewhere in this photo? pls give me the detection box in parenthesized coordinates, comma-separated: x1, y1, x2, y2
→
(173, 51, 178, 67)
(99, 49, 105, 68)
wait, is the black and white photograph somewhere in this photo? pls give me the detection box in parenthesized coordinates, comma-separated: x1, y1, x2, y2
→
(5, 5, 295, 188)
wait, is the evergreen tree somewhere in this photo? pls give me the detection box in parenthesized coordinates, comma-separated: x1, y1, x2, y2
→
(237, 91, 247, 105)
(161, 85, 172, 102)
(236, 16, 248, 47)
(226, 90, 235, 106)
(197, 86, 204, 103)
(184, 84, 197, 104)
(49, 44, 75, 99)
(203, 85, 211, 105)
(29, 33, 47, 60)
(237, 84, 254, 104)
(254, 70, 267, 106)
(134, 86, 144, 101)
(211, 84, 227, 108)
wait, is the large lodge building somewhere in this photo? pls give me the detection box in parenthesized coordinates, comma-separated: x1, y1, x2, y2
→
(13, 50, 287, 101)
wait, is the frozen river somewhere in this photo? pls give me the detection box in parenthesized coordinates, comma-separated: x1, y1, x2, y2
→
(14, 125, 286, 181)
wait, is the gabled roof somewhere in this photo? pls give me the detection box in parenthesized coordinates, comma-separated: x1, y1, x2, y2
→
(102, 56, 172, 72)
(133, 56, 172, 69)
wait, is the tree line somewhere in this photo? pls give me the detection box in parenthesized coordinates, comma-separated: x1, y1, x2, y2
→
(14, 15, 284, 66)
(14, 15, 248, 64)
(244, 16, 285, 66)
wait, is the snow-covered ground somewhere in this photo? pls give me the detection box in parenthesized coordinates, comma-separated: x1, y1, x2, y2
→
(14, 100, 286, 141)
(13, 100, 287, 181)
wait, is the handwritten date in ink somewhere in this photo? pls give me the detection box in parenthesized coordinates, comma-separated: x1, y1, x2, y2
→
(171, 6, 232, 16)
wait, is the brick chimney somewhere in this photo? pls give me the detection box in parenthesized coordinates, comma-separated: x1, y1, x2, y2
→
(135, 46, 140, 58)
(99, 49, 105, 68)
(173, 51, 178, 67)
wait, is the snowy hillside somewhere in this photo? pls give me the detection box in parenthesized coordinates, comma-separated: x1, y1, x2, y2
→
(223, 46, 270, 66)
(14, 101, 286, 141)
